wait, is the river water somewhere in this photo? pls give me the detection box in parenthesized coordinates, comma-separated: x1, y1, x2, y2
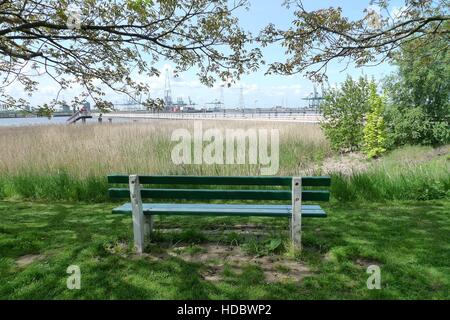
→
(0, 116, 73, 127)
(0, 111, 322, 127)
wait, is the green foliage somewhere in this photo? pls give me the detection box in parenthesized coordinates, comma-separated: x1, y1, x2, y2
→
(0, 172, 109, 202)
(363, 83, 387, 158)
(176, 229, 207, 244)
(126, 0, 154, 13)
(259, 1, 448, 82)
(385, 107, 450, 147)
(384, 36, 450, 146)
(331, 155, 450, 202)
(35, 104, 55, 118)
(1, 0, 262, 113)
(242, 238, 285, 257)
(0, 144, 449, 203)
(321, 76, 371, 152)
(431, 121, 450, 145)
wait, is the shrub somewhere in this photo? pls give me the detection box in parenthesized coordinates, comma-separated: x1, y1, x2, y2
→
(385, 106, 450, 147)
(383, 36, 449, 146)
(431, 121, 450, 145)
(320, 76, 371, 152)
(363, 83, 387, 158)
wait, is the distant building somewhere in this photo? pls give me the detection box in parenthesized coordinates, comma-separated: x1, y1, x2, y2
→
(0, 103, 30, 111)
(61, 104, 71, 113)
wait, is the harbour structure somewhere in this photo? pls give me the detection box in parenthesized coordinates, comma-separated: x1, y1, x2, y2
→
(163, 68, 173, 109)
(302, 85, 324, 113)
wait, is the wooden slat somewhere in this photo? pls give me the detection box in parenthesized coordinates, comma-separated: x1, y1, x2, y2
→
(108, 188, 329, 201)
(109, 188, 291, 200)
(112, 203, 327, 218)
(303, 190, 330, 201)
(107, 174, 331, 187)
(108, 175, 291, 186)
(302, 176, 331, 187)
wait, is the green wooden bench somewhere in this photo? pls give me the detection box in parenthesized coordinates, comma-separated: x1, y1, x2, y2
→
(108, 175, 331, 254)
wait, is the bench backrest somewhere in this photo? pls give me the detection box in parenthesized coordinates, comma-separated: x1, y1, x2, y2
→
(108, 175, 331, 202)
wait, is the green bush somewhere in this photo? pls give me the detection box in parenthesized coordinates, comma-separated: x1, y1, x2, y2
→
(363, 83, 387, 158)
(385, 106, 450, 147)
(320, 76, 371, 152)
(383, 36, 449, 147)
(431, 121, 450, 145)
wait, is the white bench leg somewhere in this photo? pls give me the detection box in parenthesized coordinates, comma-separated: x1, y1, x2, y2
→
(144, 215, 154, 236)
(291, 177, 302, 251)
(129, 175, 145, 254)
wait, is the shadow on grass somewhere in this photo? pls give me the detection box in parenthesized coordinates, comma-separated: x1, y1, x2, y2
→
(0, 200, 449, 299)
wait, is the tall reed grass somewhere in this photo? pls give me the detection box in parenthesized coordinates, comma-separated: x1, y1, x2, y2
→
(0, 121, 448, 202)
(332, 161, 449, 201)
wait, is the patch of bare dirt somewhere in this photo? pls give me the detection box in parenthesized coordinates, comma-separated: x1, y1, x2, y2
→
(16, 254, 45, 268)
(425, 145, 449, 160)
(304, 145, 449, 176)
(392, 145, 450, 165)
(304, 152, 368, 176)
(158, 227, 272, 236)
(170, 244, 312, 283)
(322, 152, 368, 175)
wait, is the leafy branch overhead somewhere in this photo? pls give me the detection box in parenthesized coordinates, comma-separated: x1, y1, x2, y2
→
(258, 0, 449, 81)
(0, 0, 262, 112)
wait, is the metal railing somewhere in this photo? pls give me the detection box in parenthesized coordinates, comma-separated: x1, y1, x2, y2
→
(93, 111, 322, 123)
(67, 110, 91, 124)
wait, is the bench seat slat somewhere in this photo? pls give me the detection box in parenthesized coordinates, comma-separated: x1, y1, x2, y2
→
(108, 188, 330, 201)
(107, 175, 331, 187)
(111, 203, 327, 218)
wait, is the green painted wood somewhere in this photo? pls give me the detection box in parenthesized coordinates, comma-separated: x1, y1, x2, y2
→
(108, 174, 290, 185)
(111, 203, 326, 218)
(108, 188, 329, 201)
(107, 174, 331, 187)
(302, 176, 331, 187)
(303, 190, 330, 201)
(109, 188, 291, 200)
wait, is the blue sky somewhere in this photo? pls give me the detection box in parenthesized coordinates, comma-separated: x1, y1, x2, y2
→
(220, 0, 399, 108)
(7, 0, 405, 109)
(153, 0, 400, 109)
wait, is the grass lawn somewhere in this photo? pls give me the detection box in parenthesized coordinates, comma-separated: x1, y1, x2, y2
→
(0, 200, 449, 299)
